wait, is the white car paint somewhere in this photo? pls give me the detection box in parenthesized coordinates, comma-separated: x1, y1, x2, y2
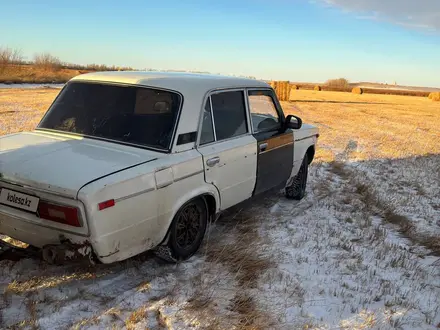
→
(0, 72, 318, 263)
(198, 135, 257, 210)
(1, 131, 160, 198)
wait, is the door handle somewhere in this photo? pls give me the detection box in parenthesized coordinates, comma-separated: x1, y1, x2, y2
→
(259, 143, 268, 152)
(206, 157, 220, 167)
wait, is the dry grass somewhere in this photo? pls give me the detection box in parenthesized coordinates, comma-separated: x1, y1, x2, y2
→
(196, 209, 276, 328)
(125, 305, 148, 330)
(0, 88, 59, 135)
(0, 64, 86, 83)
(6, 272, 100, 294)
(1, 236, 29, 249)
(2, 88, 439, 192)
(285, 90, 440, 162)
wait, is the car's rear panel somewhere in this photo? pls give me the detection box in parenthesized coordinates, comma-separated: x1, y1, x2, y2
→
(0, 180, 90, 247)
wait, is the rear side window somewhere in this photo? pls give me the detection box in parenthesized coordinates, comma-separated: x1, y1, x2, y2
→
(200, 99, 215, 145)
(38, 82, 181, 151)
(210, 91, 248, 141)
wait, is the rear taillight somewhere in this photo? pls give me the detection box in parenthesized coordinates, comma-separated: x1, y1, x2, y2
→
(37, 201, 81, 227)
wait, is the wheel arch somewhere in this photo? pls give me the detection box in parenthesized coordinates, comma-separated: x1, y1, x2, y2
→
(157, 185, 220, 246)
(306, 145, 315, 165)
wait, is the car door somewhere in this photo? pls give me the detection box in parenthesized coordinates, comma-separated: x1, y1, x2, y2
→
(247, 89, 294, 195)
(197, 90, 257, 210)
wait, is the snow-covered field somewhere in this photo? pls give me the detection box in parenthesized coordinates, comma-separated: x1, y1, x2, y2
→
(1, 155, 439, 329)
(1, 91, 439, 329)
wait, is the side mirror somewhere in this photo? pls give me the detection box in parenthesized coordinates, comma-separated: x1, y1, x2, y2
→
(285, 114, 302, 130)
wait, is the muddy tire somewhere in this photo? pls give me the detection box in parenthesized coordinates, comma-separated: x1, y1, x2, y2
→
(155, 198, 208, 263)
(286, 154, 308, 200)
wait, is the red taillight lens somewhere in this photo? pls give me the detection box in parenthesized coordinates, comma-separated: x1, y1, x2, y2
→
(37, 201, 81, 227)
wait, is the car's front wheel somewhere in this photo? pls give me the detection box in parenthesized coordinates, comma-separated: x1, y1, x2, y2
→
(285, 154, 308, 200)
(155, 198, 208, 263)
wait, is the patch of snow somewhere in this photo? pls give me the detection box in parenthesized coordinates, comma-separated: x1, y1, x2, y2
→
(1, 158, 439, 329)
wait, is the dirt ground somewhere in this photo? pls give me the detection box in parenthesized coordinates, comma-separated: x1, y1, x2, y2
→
(1, 88, 439, 329)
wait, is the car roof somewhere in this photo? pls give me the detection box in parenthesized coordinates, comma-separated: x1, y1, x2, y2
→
(70, 71, 272, 154)
(70, 71, 270, 92)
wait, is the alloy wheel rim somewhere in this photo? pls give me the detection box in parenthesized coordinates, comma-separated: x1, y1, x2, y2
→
(175, 204, 202, 250)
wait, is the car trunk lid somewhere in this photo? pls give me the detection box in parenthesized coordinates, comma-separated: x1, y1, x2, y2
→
(0, 131, 160, 198)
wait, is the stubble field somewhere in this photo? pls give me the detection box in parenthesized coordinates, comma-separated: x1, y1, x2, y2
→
(1, 87, 439, 329)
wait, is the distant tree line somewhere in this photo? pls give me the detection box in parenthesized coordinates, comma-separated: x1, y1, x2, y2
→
(0, 46, 135, 72)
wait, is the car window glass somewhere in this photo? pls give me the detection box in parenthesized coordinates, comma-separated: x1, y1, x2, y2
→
(211, 91, 247, 141)
(38, 82, 181, 150)
(248, 91, 281, 132)
(200, 98, 215, 145)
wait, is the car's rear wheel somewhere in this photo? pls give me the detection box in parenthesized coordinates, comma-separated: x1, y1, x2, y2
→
(155, 198, 208, 263)
(285, 154, 308, 200)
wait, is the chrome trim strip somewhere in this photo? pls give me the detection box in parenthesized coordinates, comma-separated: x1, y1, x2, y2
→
(115, 187, 156, 203)
(259, 141, 294, 154)
(0, 179, 74, 199)
(294, 136, 312, 142)
(156, 182, 173, 189)
(174, 170, 204, 182)
(209, 96, 217, 141)
(196, 133, 253, 148)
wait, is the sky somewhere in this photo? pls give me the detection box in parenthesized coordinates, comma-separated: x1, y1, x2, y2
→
(1, 0, 439, 87)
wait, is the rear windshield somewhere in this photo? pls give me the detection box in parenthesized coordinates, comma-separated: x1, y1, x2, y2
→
(38, 82, 182, 151)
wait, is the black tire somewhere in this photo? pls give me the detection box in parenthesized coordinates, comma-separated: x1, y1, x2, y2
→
(286, 154, 308, 200)
(155, 198, 208, 263)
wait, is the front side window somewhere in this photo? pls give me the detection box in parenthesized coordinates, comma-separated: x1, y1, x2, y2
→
(38, 82, 181, 150)
(211, 91, 248, 141)
(248, 90, 281, 132)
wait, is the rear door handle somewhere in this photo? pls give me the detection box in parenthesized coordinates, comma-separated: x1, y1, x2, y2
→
(206, 157, 220, 167)
(259, 143, 268, 152)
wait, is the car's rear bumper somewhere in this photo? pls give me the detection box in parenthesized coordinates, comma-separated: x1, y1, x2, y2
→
(0, 204, 167, 264)
(0, 205, 90, 248)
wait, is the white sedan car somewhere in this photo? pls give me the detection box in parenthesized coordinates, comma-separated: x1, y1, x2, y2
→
(0, 72, 319, 264)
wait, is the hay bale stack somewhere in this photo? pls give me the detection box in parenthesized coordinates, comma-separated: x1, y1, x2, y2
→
(430, 92, 440, 101)
(273, 81, 279, 99)
(269, 81, 276, 88)
(278, 81, 285, 101)
(282, 81, 290, 101)
(314, 85, 322, 91)
(352, 87, 363, 95)
(273, 81, 281, 100)
(273, 81, 287, 101)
